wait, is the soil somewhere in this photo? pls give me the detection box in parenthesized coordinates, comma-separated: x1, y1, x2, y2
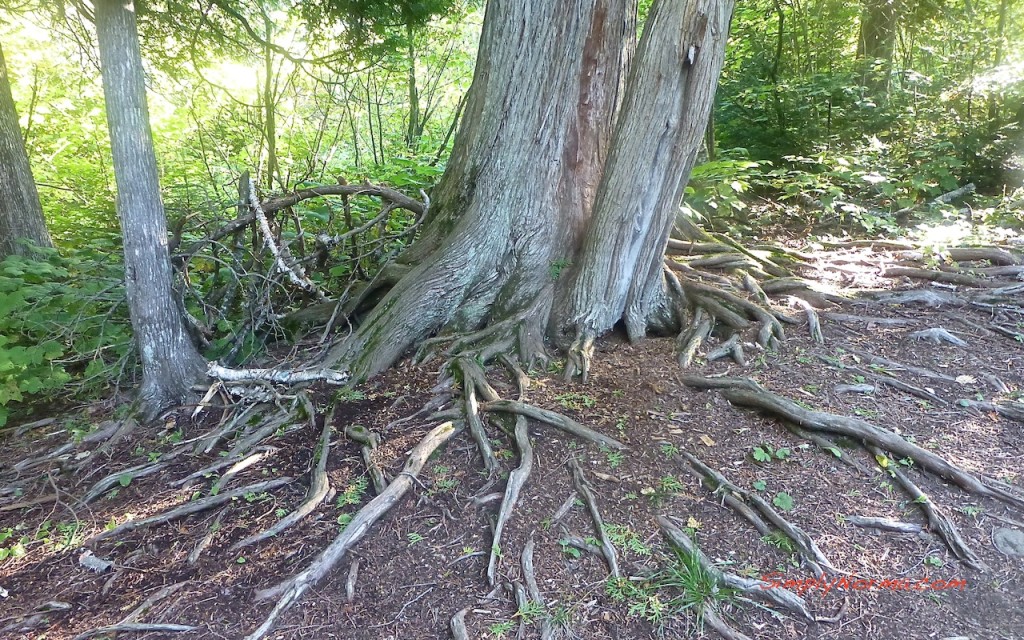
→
(1, 242, 1023, 640)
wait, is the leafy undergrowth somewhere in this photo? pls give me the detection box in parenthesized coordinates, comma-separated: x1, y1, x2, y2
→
(1, 245, 1023, 640)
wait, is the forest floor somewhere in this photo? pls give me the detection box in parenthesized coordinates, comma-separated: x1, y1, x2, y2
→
(1, 236, 1023, 640)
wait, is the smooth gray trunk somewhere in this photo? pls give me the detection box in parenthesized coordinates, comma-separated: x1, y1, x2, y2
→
(0, 41, 52, 259)
(95, 0, 207, 418)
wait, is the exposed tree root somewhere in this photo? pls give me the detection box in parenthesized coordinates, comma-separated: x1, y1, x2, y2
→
(706, 334, 745, 365)
(345, 424, 388, 494)
(816, 356, 949, 407)
(244, 421, 458, 640)
(231, 415, 334, 550)
(867, 445, 988, 571)
(680, 375, 1024, 510)
(481, 400, 626, 450)
(450, 608, 470, 640)
(188, 508, 225, 564)
(658, 516, 815, 625)
(841, 348, 957, 383)
(677, 307, 713, 367)
(71, 623, 198, 640)
(84, 477, 292, 547)
(487, 416, 533, 587)
(844, 515, 922, 534)
(568, 458, 619, 578)
(520, 538, 558, 639)
(908, 327, 967, 346)
(957, 399, 1024, 424)
(678, 451, 839, 576)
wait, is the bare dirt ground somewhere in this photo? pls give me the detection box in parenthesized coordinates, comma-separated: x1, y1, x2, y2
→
(1, 241, 1023, 640)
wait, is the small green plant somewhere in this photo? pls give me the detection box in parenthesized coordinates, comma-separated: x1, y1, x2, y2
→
(659, 443, 679, 458)
(549, 259, 572, 280)
(555, 392, 597, 410)
(407, 532, 425, 546)
(772, 492, 795, 511)
(761, 530, 796, 552)
(604, 524, 652, 557)
(599, 444, 624, 469)
(336, 477, 368, 508)
(960, 505, 982, 517)
(334, 387, 366, 402)
(560, 540, 582, 559)
(924, 555, 944, 568)
(488, 620, 516, 637)
(752, 480, 767, 492)
(752, 444, 790, 463)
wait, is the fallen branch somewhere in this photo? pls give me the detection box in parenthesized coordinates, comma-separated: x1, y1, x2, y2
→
(208, 362, 348, 386)
(844, 515, 922, 534)
(245, 421, 458, 640)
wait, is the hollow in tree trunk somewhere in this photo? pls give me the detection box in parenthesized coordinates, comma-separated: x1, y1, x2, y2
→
(324, 0, 735, 381)
(94, 0, 208, 419)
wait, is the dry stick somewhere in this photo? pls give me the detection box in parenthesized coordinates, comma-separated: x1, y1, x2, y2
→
(568, 458, 619, 578)
(487, 416, 534, 587)
(681, 375, 1024, 510)
(450, 608, 470, 640)
(867, 445, 988, 571)
(173, 447, 276, 488)
(231, 417, 334, 550)
(71, 623, 198, 640)
(844, 516, 922, 534)
(677, 306, 714, 368)
(211, 447, 277, 495)
(521, 539, 556, 640)
(346, 424, 387, 494)
(245, 421, 459, 640)
(658, 516, 815, 622)
(481, 400, 626, 450)
(679, 452, 838, 576)
(85, 477, 291, 547)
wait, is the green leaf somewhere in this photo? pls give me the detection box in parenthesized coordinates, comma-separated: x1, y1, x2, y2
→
(773, 492, 794, 511)
(752, 446, 771, 463)
(752, 480, 767, 492)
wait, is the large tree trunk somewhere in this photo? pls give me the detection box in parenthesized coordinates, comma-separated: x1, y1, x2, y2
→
(0, 41, 52, 260)
(325, 0, 732, 382)
(857, 0, 899, 97)
(94, 0, 208, 419)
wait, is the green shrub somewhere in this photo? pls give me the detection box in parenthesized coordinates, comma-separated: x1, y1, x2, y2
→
(0, 245, 131, 427)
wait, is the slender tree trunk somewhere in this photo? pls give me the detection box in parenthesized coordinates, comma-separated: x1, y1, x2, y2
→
(325, 0, 732, 383)
(559, 0, 735, 345)
(406, 23, 421, 150)
(0, 41, 52, 259)
(263, 10, 280, 190)
(94, 0, 208, 419)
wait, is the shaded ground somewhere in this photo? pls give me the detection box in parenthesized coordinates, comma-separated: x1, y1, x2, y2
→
(1, 241, 1023, 640)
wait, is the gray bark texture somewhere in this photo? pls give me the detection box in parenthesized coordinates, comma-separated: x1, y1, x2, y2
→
(324, 0, 733, 382)
(0, 41, 52, 260)
(94, 0, 207, 419)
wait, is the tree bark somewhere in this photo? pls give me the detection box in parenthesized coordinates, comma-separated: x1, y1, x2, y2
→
(0, 41, 52, 260)
(324, 0, 732, 383)
(857, 0, 899, 97)
(94, 0, 208, 419)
